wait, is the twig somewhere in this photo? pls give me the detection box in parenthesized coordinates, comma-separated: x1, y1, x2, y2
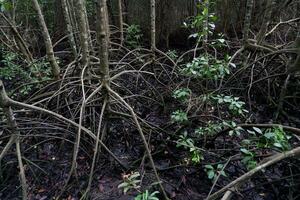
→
(206, 157, 233, 199)
(266, 18, 300, 37)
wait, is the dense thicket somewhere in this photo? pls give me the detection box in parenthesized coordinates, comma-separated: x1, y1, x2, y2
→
(0, 0, 300, 200)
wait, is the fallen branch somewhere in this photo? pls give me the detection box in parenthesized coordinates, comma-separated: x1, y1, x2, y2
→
(206, 146, 300, 200)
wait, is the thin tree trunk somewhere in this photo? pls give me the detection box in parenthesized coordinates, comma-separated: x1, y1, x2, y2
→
(32, 0, 60, 80)
(61, 0, 77, 58)
(0, 13, 33, 63)
(75, 0, 90, 67)
(241, 0, 254, 70)
(83, 3, 93, 52)
(203, 0, 209, 48)
(256, 0, 274, 44)
(243, 0, 254, 46)
(68, 0, 79, 47)
(150, 0, 156, 51)
(118, 0, 124, 45)
(96, 0, 110, 81)
(288, 31, 300, 73)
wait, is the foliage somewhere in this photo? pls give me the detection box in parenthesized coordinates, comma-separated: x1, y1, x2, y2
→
(204, 164, 227, 181)
(240, 148, 257, 170)
(0, 0, 12, 11)
(118, 172, 141, 194)
(135, 190, 159, 200)
(195, 121, 243, 137)
(239, 126, 291, 171)
(125, 24, 143, 48)
(184, 0, 217, 42)
(171, 110, 188, 124)
(180, 55, 231, 80)
(0, 51, 27, 81)
(0, 50, 52, 97)
(190, 147, 203, 164)
(212, 94, 248, 116)
(245, 126, 291, 151)
(166, 50, 178, 60)
(172, 88, 191, 102)
(177, 131, 204, 164)
(223, 121, 244, 136)
(256, 126, 291, 151)
(195, 121, 223, 136)
(176, 131, 194, 149)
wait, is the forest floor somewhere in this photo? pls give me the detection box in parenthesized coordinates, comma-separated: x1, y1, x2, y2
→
(1, 41, 300, 200)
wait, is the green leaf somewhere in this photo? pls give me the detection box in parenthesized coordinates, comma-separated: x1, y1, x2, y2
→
(240, 148, 250, 155)
(253, 127, 263, 134)
(117, 182, 128, 189)
(220, 170, 227, 177)
(207, 170, 215, 179)
(273, 142, 283, 148)
(264, 132, 275, 139)
(205, 165, 214, 170)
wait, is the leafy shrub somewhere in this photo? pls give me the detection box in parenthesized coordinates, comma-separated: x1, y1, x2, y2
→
(135, 190, 159, 200)
(184, 0, 217, 41)
(172, 88, 191, 102)
(118, 172, 141, 194)
(0, 49, 54, 97)
(240, 148, 257, 170)
(125, 24, 143, 48)
(195, 121, 223, 136)
(180, 55, 231, 80)
(256, 126, 291, 151)
(195, 121, 243, 137)
(212, 94, 248, 116)
(171, 110, 188, 123)
(177, 131, 204, 164)
(204, 164, 227, 181)
(166, 50, 178, 60)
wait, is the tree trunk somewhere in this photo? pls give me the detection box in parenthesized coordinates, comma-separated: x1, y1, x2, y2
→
(0, 13, 33, 63)
(256, 0, 274, 44)
(96, 0, 110, 82)
(118, 0, 124, 45)
(68, 0, 79, 47)
(288, 31, 300, 73)
(32, 0, 60, 80)
(61, 0, 77, 58)
(74, 0, 90, 67)
(243, 0, 254, 45)
(150, 0, 156, 50)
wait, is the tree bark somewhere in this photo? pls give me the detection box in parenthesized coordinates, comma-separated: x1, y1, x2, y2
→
(61, 0, 77, 58)
(96, 0, 110, 82)
(118, 0, 124, 45)
(150, 0, 156, 50)
(32, 0, 60, 80)
(288, 31, 300, 73)
(243, 0, 254, 45)
(74, 0, 90, 67)
(0, 13, 33, 63)
(256, 0, 274, 44)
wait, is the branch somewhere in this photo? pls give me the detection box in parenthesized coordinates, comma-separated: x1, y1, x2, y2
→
(207, 146, 300, 200)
